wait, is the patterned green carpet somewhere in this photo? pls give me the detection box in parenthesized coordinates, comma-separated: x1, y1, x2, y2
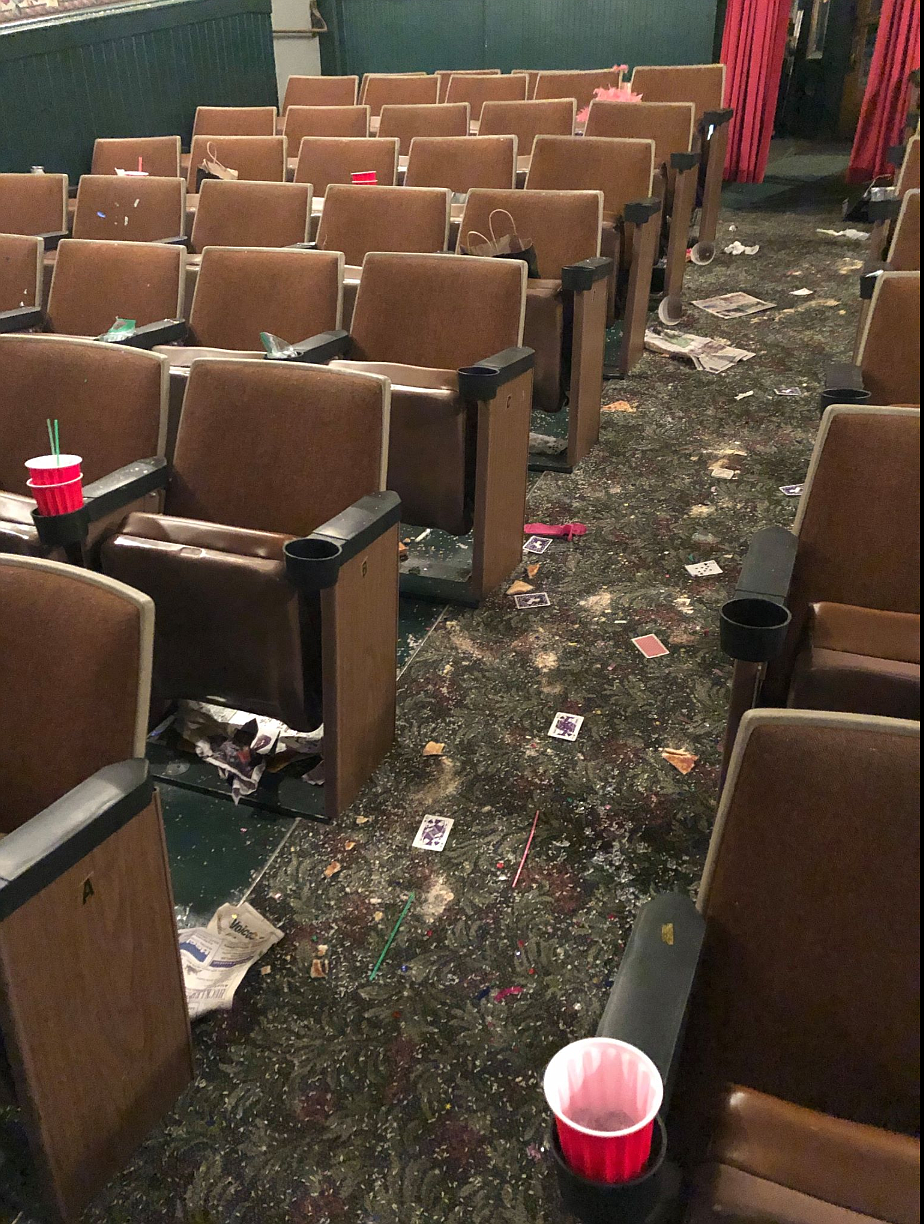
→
(7, 196, 865, 1224)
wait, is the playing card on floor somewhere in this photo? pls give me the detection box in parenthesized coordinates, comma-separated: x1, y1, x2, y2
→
(412, 815, 454, 852)
(632, 634, 670, 659)
(524, 536, 551, 554)
(548, 712, 584, 741)
(514, 592, 551, 609)
(685, 560, 723, 578)
(780, 484, 804, 497)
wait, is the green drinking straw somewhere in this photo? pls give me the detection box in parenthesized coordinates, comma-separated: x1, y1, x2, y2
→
(46, 418, 55, 461)
(46, 418, 60, 465)
(54, 418, 60, 466)
(369, 892, 415, 981)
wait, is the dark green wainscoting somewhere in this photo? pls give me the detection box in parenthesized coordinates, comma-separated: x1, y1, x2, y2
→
(0, 0, 277, 180)
(319, 0, 719, 78)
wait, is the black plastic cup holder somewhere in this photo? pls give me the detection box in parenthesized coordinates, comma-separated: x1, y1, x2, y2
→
(284, 536, 344, 592)
(720, 597, 792, 663)
(820, 387, 872, 413)
(549, 1115, 671, 1224)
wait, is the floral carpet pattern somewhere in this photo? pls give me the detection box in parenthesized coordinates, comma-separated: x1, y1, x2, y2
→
(16, 201, 866, 1224)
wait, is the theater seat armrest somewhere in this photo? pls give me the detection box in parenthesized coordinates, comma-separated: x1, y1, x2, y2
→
(269, 328, 351, 364)
(84, 456, 169, 520)
(0, 760, 152, 922)
(860, 263, 892, 298)
(457, 346, 535, 401)
(597, 893, 705, 1100)
(703, 107, 734, 129)
(104, 319, 187, 349)
(561, 256, 613, 292)
(285, 490, 401, 592)
(0, 307, 44, 334)
(157, 235, 191, 247)
(869, 195, 901, 223)
(822, 362, 869, 414)
(287, 241, 318, 250)
(38, 230, 69, 251)
(671, 151, 701, 171)
(31, 457, 169, 550)
(624, 196, 662, 225)
(720, 526, 798, 662)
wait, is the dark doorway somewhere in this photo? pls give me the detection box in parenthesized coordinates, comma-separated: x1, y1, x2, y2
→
(777, 0, 867, 138)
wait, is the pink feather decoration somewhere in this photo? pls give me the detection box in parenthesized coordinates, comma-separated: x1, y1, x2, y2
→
(577, 83, 643, 125)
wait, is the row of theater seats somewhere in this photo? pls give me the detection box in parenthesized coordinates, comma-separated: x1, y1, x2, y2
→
(1, 403, 919, 1223)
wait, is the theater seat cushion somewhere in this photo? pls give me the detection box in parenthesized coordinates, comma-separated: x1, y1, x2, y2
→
(788, 603, 921, 719)
(686, 1087, 920, 1224)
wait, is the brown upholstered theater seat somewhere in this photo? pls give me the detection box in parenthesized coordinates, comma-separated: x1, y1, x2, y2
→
(855, 271, 920, 405)
(511, 69, 543, 100)
(185, 178, 312, 301)
(284, 104, 370, 142)
(72, 174, 185, 242)
(526, 135, 660, 372)
(720, 407, 920, 769)
(293, 136, 399, 195)
(282, 74, 359, 114)
(0, 231, 41, 315)
(0, 172, 68, 244)
(0, 333, 168, 560)
(91, 135, 182, 177)
(377, 102, 471, 156)
(630, 64, 731, 265)
(405, 135, 517, 193)
(436, 68, 501, 103)
(43, 237, 184, 337)
(0, 555, 192, 1222)
(445, 72, 527, 124)
(192, 104, 277, 138)
(316, 183, 449, 323)
(478, 98, 576, 174)
(585, 100, 699, 325)
(888, 188, 921, 272)
(102, 359, 399, 818)
(896, 134, 921, 198)
(457, 188, 609, 470)
(585, 709, 919, 1224)
(361, 73, 438, 120)
(154, 245, 343, 457)
(185, 134, 287, 193)
(327, 250, 534, 603)
(532, 68, 625, 113)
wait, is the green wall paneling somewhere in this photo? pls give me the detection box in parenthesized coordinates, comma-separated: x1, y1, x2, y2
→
(1, 0, 277, 179)
(319, 0, 719, 77)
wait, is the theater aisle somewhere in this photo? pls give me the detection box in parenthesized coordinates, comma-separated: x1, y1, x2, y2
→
(86, 201, 861, 1224)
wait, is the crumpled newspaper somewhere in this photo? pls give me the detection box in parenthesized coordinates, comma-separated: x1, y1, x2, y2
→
(817, 228, 869, 241)
(179, 902, 283, 1020)
(645, 328, 755, 374)
(529, 432, 568, 455)
(176, 700, 323, 803)
(724, 241, 760, 256)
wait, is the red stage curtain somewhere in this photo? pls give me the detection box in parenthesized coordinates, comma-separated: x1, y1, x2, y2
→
(847, 0, 921, 184)
(721, 0, 791, 183)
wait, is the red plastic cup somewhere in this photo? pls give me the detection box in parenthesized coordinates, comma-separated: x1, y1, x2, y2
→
(543, 1038, 663, 1184)
(27, 475, 84, 516)
(351, 171, 378, 184)
(25, 453, 82, 486)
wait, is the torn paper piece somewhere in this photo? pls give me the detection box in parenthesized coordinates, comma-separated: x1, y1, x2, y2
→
(602, 400, 637, 412)
(423, 741, 445, 757)
(412, 815, 454, 852)
(529, 432, 568, 456)
(735, 391, 755, 400)
(178, 902, 283, 1020)
(817, 228, 869, 241)
(693, 292, 775, 319)
(723, 241, 760, 256)
(548, 712, 584, 742)
(790, 288, 814, 297)
(661, 749, 699, 775)
(507, 580, 534, 595)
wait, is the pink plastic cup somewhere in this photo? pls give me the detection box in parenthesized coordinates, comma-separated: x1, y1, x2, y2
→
(25, 454, 82, 486)
(351, 171, 378, 184)
(27, 475, 84, 516)
(543, 1038, 663, 1184)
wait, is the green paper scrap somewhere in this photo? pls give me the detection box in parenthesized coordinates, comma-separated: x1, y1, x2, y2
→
(101, 318, 137, 341)
(369, 892, 415, 981)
